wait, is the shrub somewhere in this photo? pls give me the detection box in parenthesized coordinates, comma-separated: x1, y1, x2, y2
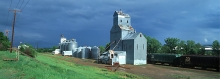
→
(23, 48, 37, 58)
(19, 44, 38, 58)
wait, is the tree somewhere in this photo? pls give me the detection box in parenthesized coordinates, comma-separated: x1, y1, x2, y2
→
(159, 45, 170, 53)
(99, 46, 105, 54)
(0, 43, 2, 49)
(164, 37, 180, 53)
(199, 46, 206, 55)
(144, 35, 161, 53)
(185, 40, 196, 55)
(212, 40, 220, 56)
(0, 32, 10, 51)
(176, 40, 186, 54)
(194, 43, 202, 55)
(52, 46, 58, 51)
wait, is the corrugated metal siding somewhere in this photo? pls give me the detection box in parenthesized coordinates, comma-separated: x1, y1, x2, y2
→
(134, 33, 147, 65)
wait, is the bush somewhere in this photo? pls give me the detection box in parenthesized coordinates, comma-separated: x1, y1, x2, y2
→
(23, 48, 37, 58)
(19, 44, 38, 58)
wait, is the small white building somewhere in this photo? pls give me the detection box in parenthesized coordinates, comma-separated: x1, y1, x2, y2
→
(99, 50, 126, 65)
(52, 49, 60, 54)
(111, 50, 126, 65)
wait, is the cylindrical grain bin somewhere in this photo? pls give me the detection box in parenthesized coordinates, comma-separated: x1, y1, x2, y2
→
(72, 48, 77, 57)
(63, 41, 67, 51)
(61, 42, 66, 55)
(91, 46, 100, 59)
(81, 47, 86, 59)
(65, 40, 70, 51)
(59, 43, 63, 53)
(77, 47, 82, 58)
(68, 39, 78, 51)
(73, 48, 78, 57)
(85, 46, 91, 59)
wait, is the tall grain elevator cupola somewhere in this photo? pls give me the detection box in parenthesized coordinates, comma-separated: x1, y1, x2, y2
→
(110, 10, 135, 51)
(113, 10, 131, 26)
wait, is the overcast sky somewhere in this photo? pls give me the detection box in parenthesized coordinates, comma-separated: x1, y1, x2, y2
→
(0, 0, 219, 48)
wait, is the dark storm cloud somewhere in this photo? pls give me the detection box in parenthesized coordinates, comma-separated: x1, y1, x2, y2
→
(0, 0, 219, 47)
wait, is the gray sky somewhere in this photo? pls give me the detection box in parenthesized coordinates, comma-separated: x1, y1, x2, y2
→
(0, 0, 219, 48)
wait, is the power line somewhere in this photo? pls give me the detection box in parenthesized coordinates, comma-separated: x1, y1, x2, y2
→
(16, 0, 21, 8)
(21, 0, 30, 11)
(16, 0, 30, 22)
(19, 0, 25, 9)
(6, 0, 13, 27)
(9, 0, 12, 8)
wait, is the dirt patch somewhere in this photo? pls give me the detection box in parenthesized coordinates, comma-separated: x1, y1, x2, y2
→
(44, 54, 220, 79)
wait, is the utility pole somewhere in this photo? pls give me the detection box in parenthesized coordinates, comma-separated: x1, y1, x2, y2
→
(10, 9, 21, 53)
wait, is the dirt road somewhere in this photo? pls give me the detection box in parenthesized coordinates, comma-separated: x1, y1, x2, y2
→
(46, 54, 220, 79)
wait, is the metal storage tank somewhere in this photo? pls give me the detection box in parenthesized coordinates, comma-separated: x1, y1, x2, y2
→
(85, 46, 91, 59)
(68, 39, 78, 51)
(65, 41, 69, 51)
(61, 43, 65, 54)
(73, 48, 78, 57)
(62, 42, 66, 51)
(77, 47, 82, 58)
(81, 47, 87, 59)
(91, 46, 100, 59)
(72, 48, 77, 57)
(59, 43, 63, 53)
(66, 43, 68, 50)
(66, 42, 69, 51)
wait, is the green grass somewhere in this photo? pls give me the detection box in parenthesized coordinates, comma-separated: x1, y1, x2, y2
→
(0, 51, 147, 79)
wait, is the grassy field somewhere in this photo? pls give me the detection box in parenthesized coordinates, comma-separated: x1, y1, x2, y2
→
(0, 51, 147, 79)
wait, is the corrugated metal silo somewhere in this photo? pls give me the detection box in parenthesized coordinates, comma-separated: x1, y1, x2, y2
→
(62, 42, 66, 51)
(72, 48, 77, 57)
(81, 47, 87, 59)
(73, 48, 78, 57)
(91, 46, 100, 59)
(65, 40, 70, 51)
(59, 43, 63, 53)
(66, 42, 69, 51)
(85, 46, 91, 59)
(77, 47, 82, 58)
(61, 43, 65, 54)
(68, 39, 78, 51)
